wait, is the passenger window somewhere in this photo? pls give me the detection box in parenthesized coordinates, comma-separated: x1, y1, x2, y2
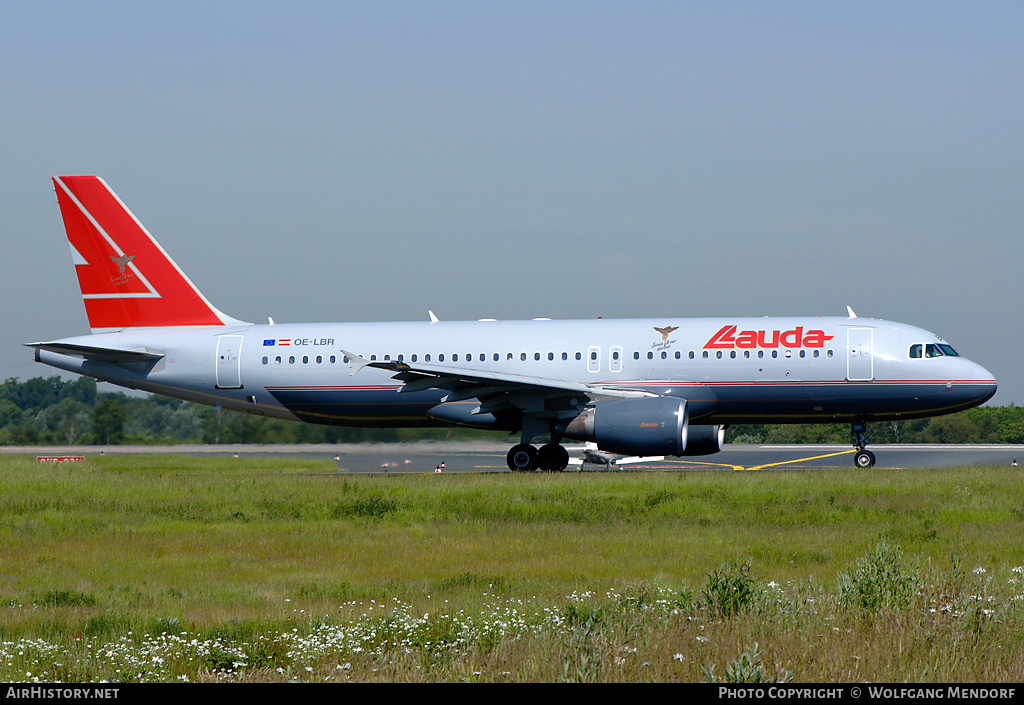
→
(425, 354, 431, 362)
(535, 353, 541, 361)
(548, 352, 554, 361)
(453, 354, 459, 362)
(262, 356, 268, 365)
(562, 352, 568, 361)
(521, 353, 527, 361)
(647, 351, 654, 360)
(575, 352, 582, 361)
(439, 354, 445, 362)
(634, 351, 640, 360)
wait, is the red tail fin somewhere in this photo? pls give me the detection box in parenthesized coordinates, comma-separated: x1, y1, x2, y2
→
(53, 176, 232, 331)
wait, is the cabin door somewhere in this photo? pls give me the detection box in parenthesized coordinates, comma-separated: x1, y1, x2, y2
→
(846, 328, 874, 382)
(216, 335, 244, 389)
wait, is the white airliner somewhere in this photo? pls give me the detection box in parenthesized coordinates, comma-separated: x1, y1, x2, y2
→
(30, 176, 997, 470)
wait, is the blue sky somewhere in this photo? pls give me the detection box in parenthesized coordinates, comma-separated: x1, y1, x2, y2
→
(3, 2, 1023, 403)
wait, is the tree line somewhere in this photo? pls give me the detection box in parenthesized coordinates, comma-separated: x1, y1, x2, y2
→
(2, 376, 1022, 446)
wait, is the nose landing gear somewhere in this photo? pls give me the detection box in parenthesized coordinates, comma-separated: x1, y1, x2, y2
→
(852, 422, 876, 468)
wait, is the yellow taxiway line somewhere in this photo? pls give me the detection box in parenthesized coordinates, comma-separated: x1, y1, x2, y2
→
(744, 448, 857, 472)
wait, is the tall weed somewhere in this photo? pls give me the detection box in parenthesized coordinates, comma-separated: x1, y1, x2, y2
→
(836, 541, 922, 611)
(702, 556, 760, 617)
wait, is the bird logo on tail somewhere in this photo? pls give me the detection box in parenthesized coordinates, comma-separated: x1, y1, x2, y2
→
(109, 254, 135, 285)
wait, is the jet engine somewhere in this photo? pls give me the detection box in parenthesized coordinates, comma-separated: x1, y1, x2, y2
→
(563, 396, 689, 456)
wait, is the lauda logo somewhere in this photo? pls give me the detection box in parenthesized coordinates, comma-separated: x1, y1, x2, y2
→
(704, 325, 834, 350)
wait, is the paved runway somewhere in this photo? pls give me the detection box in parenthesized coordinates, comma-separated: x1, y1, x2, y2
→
(10, 442, 1024, 473)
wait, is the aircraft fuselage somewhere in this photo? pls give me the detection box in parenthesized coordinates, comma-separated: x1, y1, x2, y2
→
(35, 315, 996, 429)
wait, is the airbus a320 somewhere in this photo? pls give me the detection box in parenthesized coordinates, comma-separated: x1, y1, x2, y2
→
(29, 176, 998, 470)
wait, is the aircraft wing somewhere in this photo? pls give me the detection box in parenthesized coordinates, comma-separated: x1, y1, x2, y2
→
(26, 342, 165, 364)
(342, 350, 654, 416)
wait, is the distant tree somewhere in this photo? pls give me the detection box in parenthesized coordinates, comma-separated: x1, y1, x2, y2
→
(92, 398, 126, 445)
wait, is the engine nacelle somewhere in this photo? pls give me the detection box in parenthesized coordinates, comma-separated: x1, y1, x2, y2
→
(679, 424, 725, 456)
(563, 396, 689, 456)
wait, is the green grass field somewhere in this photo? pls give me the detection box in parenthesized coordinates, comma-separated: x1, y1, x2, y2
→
(1, 454, 1022, 682)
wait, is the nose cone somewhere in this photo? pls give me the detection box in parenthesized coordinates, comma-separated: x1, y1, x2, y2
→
(963, 359, 997, 406)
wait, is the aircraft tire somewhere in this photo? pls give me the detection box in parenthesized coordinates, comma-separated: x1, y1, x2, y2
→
(538, 444, 570, 472)
(507, 444, 538, 472)
(854, 450, 876, 468)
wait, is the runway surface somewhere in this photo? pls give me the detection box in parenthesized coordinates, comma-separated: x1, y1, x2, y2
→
(8, 442, 1024, 473)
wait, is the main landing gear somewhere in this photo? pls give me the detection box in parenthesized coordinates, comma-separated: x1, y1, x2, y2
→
(851, 421, 876, 468)
(506, 443, 570, 472)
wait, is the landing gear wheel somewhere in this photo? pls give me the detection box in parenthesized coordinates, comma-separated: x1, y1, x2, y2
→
(854, 450, 876, 468)
(537, 444, 570, 471)
(507, 444, 538, 472)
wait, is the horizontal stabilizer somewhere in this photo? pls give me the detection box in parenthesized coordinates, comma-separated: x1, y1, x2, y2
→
(26, 342, 165, 363)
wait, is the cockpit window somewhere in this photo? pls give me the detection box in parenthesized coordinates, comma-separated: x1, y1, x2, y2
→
(917, 344, 962, 360)
(912, 343, 960, 359)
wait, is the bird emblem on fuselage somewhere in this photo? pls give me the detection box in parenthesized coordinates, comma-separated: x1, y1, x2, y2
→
(653, 325, 678, 343)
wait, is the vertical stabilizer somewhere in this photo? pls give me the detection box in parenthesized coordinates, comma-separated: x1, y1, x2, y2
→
(53, 176, 236, 331)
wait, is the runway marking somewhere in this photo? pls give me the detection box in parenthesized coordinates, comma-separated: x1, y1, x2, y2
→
(661, 459, 745, 471)
(744, 448, 857, 472)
